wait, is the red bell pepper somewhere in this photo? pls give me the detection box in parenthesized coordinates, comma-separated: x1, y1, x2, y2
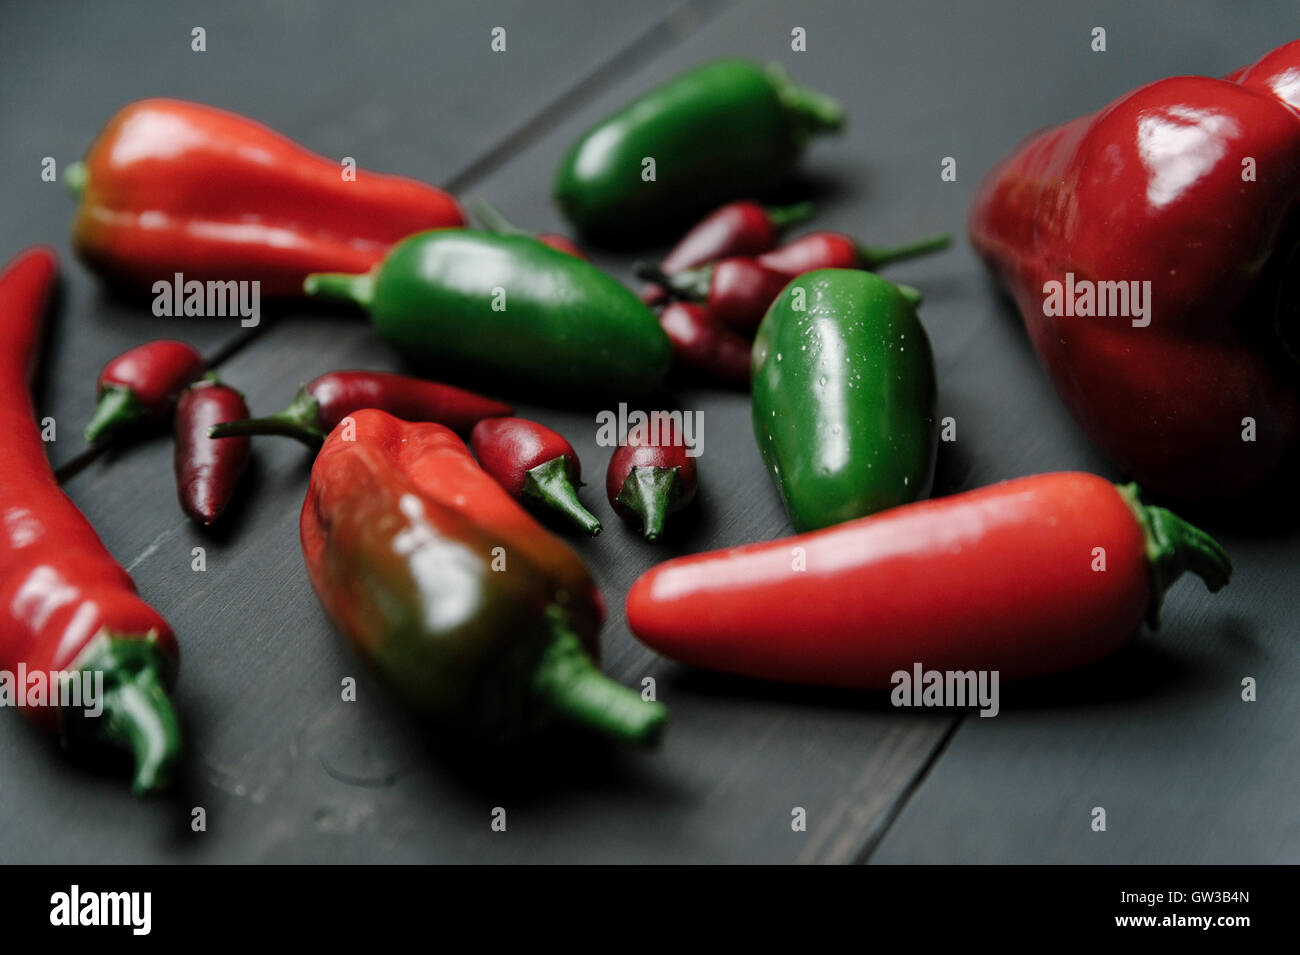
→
(85, 340, 204, 444)
(0, 248, 181, 792)
(68, 98, 465, 296)
(970, 39, 1300, 501)
(626, 472, 1230, 686)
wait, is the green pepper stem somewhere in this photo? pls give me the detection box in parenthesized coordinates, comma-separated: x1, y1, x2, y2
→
(84, 386, 143, 444)
(303, 270, 374, 308)
(1116, 483, 1233, 629)
(64, 160, 87, 197)
(764, 201, 816, 230)
(470, 198, 527, 236)
(522, 456, 601, 536)
(895, 284, 923, 307)
(634, 263, 709, 302)
(532, 618, 667, 745)
(859, 233, 951, 269)
(208, 387, 324, 446)
(616, 465, 682, 542)
(766, 64, 844, 136)
(62, 634, 181, 795)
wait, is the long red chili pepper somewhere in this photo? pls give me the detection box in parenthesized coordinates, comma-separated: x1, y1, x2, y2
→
(68, 98, 465, 296)
(471, 417, 602, 536)
(175, 375, 251, 525)
(209, 370, 512, 446)
(470, 199, 588, 260)
(640, 200, 814, 304)
(658, 301, 752, 386)
(85, 340, 204, 444)
(606, 423, 698, 542)
(626, 472, 1231, 685)
(0, 247, 181, 793)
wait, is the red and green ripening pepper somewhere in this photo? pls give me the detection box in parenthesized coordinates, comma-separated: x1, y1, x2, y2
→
(606, 424, 698, 542)
(626, 473, 1231, 686)
(0, 248, 181, 794)
(970, 38, 1300, 502)
(553, 59, 843, 242)
(752, 269, 937, 532)
(304, 230, 672, 399)
(85, 340, 204, 444)
(209, 370, 512, 446)
(67, 98, 465, 296)
(175, 375, 251, 526)
(471, 417, 602, 536)
(301, 410, 665, 742)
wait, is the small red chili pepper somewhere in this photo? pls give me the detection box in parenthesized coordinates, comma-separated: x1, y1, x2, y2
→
(208, 370, 512, 447)
(0, 247, 181, 793)
(626, 472, 1231, 686)
(471, 417, 602, 536)
(175, 375, 251, 526)
(84, 340, 205, 444)
(642, 230, 950, 330)
(658, 301, 751, 387)
(640, 200, 814, 305)
(470, 198, 588, 260)
(606, 422, 698, 542)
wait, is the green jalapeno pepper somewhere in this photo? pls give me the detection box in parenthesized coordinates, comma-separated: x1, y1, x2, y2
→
(553, 59, 843, 242)
(304, 230, 671, 399)
(751, 269, 937, 532)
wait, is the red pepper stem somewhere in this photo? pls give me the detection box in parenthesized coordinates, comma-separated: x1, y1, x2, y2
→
(84, 385, 143, 444)
(1116, 483, 1233, 629)
(522, 456, 602, 536)
(61, 633, 181, 795)
(858, 233, 952, 268)
(303, 271, 374, 308)
(469, 198, 528, 236)
(764, 64, 844, 136)
(64, 160, 87, 197)
(532, 613, 666, 745)
(207, 387, 324, 446)
(617, 465, 682, 542)
(764, 201, 816, 230)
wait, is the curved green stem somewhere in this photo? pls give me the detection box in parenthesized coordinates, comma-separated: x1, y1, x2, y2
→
(616, 465, 683, 542)
(84, 386, 143, 444)
(764, 201, 816, 230)
(765, 63, 844, 137)
(208, 387, 323, 446)
(470, 198, 527, 236)
(1117, 483, 1233, 629)
(532, 616, 666, 745)
(61, 633, 181, 795)
(522, 456, 601, 535)
(303, 270, 374, 308)
(860, 233, 951, 269)
(895, 284, 923, 308)
(64, 160, 87, 197)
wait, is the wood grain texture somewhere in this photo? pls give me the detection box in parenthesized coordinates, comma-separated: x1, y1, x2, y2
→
(1, 0, 1296, 864)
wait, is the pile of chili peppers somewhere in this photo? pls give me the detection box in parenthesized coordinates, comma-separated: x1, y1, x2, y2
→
(9, 40, 1282, 794)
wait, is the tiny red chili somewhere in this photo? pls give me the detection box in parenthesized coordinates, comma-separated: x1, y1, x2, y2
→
(209, 370, 512, 446)
(85, 340, 205, 443)
(756, 230, 950, 275)
(175, 375, 251, 526)
(658, 302, 751, 387)
(605, 422, 698, 542)
(471, 417, 601, 536)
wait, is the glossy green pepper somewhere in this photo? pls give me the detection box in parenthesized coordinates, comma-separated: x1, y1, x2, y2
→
(553, 59, 843, 242)
(304, 230, 671, 398)
(752, 269, 937, 532)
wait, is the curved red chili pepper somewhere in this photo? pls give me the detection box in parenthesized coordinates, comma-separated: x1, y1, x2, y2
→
(639, 200, 814, 304)
(605, 422, 698, 542)
(658, 302, 751, 387)
(756, 230, 950, 274)
(68, 98, 465, 296)
(470, 199, 588, 260)
(471, 417, 602, 536)
(209, 370, 512, 446)
(0, 247, 181, 793)
(175, 376, 251, 525)
(626, 472, 1231, 686)
(85, 339, 204, 443)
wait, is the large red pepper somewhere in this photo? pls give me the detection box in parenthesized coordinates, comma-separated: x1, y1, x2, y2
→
(626, 473, 1229, 686)
(301, 410, 662, 742)
(68, 99, 465, 296)
(0, 248, 181, 792)
(970, 40, 1300, 502)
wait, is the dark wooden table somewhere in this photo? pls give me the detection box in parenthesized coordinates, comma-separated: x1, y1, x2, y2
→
(1, 0, 1295, 863)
